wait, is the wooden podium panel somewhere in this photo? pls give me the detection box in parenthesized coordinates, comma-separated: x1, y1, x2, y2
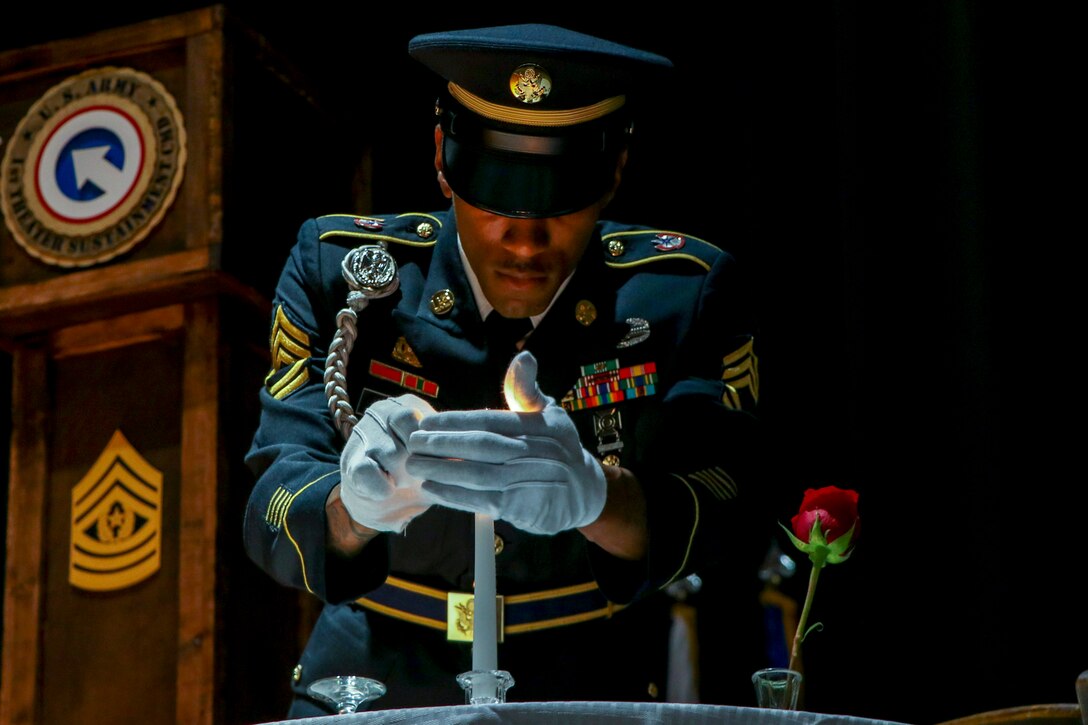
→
(1, 7, 362, 724)
(42, 312, 185, 723)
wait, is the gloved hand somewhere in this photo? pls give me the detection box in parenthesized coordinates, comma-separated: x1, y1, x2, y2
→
(406, 351, 607, 535)
(339, 393, 436, 533)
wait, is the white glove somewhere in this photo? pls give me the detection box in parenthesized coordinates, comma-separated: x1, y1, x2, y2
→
(406, 351, 607, 535)
(339, 394, 436, 533)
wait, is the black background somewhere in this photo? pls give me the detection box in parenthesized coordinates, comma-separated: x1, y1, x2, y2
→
(2, 3, 1082, 724)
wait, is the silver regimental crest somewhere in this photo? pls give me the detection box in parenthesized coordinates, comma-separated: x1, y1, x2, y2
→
(342, 244, 399, 311)
(328, 243, 401, 439)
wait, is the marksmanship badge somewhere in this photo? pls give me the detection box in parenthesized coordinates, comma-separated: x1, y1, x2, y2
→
(1, 67, 187, 267)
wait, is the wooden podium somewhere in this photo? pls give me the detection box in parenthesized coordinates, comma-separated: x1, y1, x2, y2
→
(0, 7, 365, 723)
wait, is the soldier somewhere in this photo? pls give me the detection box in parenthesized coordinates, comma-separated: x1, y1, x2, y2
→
(245, 23, 772, 715)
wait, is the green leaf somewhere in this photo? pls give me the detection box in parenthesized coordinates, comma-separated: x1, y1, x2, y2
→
(825, 522, 858, 564)
(780, 522, 809, 552)
(800, 621, 825, 643)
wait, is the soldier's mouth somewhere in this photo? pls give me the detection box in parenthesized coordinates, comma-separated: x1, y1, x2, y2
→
(495, 269, 549, 289)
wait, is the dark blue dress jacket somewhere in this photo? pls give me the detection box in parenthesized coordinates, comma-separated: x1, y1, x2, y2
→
(244, 209, 768, 712)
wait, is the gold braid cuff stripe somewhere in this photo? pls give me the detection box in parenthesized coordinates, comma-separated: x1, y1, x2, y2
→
(448, 82, 625, 127)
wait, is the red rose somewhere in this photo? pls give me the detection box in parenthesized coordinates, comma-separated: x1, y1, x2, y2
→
(785, 485, 859, 565)
(791, 486, 860, 545)
(781, 485, 861, 674)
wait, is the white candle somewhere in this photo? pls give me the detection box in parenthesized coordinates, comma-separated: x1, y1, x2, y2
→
(470, 352, 546, 695)
(473, 513, 499, 680)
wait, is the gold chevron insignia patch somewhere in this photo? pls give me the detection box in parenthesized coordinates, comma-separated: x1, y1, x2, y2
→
(721, 337, 759, 411)
(69, 430, 163, 592)
(685, 466, 739, 501)
(392, 336, 422, 368)
(266, 305, 311, 381)
(269, 358, 309, 401)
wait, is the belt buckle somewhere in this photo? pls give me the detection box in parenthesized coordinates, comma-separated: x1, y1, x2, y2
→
(447, 592, 504, 643)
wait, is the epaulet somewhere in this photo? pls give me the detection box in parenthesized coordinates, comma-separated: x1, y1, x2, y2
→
(599, 222, 722, 272)
(314, 212, 443, 248)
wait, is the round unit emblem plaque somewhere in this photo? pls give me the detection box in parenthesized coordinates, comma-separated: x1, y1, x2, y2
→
(1, 66, 187, 268)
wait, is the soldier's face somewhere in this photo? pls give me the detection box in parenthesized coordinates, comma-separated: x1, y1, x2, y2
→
(451, 196, 603, 318)
(436, 127, 623, 319)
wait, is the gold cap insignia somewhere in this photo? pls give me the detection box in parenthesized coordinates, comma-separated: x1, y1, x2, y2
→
(575, 300, 597, 326)
(510, 64, 552, 104)
(430, 289, 455, 315)
(69, 430, 162, 591)
(392, 336, 422, 368)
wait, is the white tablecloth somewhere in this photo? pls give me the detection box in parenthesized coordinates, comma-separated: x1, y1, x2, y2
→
(258, 701, 912, 725)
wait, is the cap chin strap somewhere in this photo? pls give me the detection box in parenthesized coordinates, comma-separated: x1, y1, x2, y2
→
(448, 82, 624, 127)
(479, 127, 596, 156)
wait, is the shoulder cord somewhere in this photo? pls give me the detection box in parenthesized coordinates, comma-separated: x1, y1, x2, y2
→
(323, 243, 400, 441)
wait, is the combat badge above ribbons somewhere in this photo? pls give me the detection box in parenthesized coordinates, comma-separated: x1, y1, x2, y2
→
(1, 66, 187, 268)
(69, 430, 163, 592)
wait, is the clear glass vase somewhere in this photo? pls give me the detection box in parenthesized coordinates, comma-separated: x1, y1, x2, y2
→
(752, 667, 802, 710)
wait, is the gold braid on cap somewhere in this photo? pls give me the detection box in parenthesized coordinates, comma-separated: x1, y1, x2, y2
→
(448, 82, 625, 127)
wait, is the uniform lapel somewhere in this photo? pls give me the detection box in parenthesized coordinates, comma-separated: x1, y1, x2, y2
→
(390, 211, 498, 409)
(524, 225, 624, 401)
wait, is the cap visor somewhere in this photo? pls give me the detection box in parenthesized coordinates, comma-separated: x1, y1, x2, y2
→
(444, 134, 615, 218)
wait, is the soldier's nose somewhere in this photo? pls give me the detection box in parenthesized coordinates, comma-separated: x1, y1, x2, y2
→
(502, 218, 550, 252)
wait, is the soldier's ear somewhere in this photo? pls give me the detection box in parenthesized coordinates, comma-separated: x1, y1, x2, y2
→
(434, 126, 453, 199)
(600, 149, 628, 209)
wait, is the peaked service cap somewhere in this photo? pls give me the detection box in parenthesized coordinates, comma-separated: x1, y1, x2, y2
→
(409, 24, 673, 218)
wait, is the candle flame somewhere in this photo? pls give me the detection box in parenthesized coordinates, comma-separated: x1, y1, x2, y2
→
(503, 352, 546, 413)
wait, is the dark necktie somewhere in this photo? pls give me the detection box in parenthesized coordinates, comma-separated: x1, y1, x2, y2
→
(484, 312, 533, 359)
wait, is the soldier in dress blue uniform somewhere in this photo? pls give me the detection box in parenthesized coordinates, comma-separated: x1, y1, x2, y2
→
(245, 24, 774, 715)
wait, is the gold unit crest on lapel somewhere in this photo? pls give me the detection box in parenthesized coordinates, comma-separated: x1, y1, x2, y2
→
(575, 300, 597, 326)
